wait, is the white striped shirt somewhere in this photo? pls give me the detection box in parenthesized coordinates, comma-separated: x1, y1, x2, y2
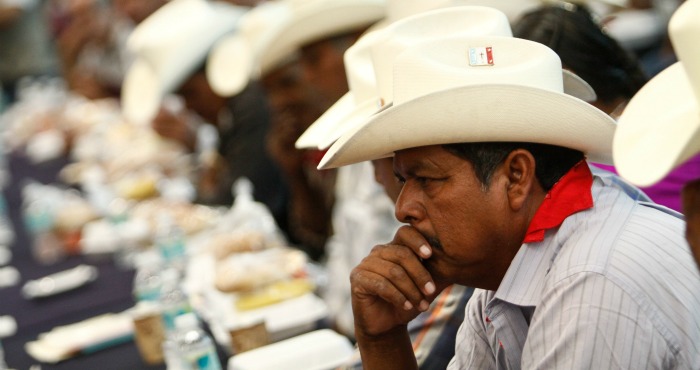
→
(448, 174, 700, 369)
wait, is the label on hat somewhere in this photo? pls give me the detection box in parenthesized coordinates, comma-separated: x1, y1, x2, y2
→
(468, 47, 494, 66)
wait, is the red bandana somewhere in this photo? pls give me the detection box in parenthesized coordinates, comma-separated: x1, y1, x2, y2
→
(523, 160, 594, 243)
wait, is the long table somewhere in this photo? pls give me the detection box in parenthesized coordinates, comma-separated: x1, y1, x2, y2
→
(0, 153, 169, 370)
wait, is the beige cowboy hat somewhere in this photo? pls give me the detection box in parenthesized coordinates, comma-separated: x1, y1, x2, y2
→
(613, 0, 700, 187)
(318, 35, 616, 170)
(298, 5, 598, 151)
(206, 0, 386, 97)
(295, 5, 513, 150)
(121, 0, 245, 125)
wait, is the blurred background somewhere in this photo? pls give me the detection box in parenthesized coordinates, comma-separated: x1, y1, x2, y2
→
(0, 0, 685, 369)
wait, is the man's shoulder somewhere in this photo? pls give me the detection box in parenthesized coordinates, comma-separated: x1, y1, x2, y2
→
(548, 189, 699, 305)
(562, 182, 685, 252)
(550, 186, 692, 284)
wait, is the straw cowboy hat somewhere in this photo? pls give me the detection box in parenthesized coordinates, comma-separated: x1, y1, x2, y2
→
(206, 0, 386, 97)
(318, 34, 616, 170)
(298, 5, 598, 151)
(613, 0, 700, 187)
(121, 0, 245, 125)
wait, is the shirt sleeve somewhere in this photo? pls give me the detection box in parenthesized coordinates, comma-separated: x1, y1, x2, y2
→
(448, 289, 499, 370)
(411, 285, 473, 370)
(521, 272, 676, 369)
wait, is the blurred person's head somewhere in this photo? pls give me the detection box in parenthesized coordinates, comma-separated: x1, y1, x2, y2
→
(299, 29, 367, 110)
(261, 58, 325, 139)
(121, 0, 243, 124)
(514, 3, 648, 116)
(176, 64, 228, 125)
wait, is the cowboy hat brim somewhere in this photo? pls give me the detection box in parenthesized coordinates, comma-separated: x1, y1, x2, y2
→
(296, 92, 355, 149)
(206, 0, 384, 97)
(298, 69, 597, 150)
(613, 62, 700, 187)
(319, 83, 616, 169)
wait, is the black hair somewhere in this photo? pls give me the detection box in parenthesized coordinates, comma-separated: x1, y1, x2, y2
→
(442, 142, 584, 191)
(513, 3, 648, 105)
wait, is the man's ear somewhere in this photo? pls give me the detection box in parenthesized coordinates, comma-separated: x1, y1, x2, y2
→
(502, 149, 538, 212)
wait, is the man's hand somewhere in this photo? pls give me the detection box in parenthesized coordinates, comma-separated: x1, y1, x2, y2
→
(351, 225, 439, 337)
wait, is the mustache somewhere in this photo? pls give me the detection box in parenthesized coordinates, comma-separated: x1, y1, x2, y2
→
(426, 236, 444, 253)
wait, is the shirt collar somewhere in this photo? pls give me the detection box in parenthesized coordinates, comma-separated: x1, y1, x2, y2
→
(492, 162, 594, 306)
(523, 160, 594, 243)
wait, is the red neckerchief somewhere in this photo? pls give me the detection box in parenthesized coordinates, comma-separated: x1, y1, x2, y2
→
(523, 160, 594, 243)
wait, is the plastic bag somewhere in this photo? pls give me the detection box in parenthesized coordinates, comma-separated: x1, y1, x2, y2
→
(205, 178, 286, 259)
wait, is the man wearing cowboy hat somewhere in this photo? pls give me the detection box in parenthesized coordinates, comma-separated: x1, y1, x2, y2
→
(319, 27, 700, 369)
(206, 0, 387, 260)
(312, 5, 517, 367)
(121, 0, 294, 234)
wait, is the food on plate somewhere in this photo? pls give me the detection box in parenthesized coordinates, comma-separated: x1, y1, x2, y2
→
(214, 248, 307, 293)
(209, 231, 268, 259)
(235, 278, 315, 311)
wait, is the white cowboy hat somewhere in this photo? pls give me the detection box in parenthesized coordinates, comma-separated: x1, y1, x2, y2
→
(318, 35, 616, 170)
(206, 0, 385, 97)
(295, 5, 513, 150)
(207, 1, 292, 97)
(613, 0, 700, 187)
(121, 0, 245, 125)
(298, 5, 597, 151)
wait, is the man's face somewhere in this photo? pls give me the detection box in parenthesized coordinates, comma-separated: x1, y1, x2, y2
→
(372, 157, 402, 203)
(299, 37, 351, 110)
(177, 71, 226, 125)
(683, 179, 700, 270)
(262, 61, 324, 137)
(393, 145, 517, 289)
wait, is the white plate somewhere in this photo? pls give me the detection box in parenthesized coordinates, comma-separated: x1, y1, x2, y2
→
(228, 329, 353, 370)
(22, 264, 98, 299)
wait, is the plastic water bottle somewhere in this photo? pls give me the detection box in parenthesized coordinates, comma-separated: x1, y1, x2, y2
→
(162, 336, 185, 370)
(132, 251, 164, 302)
(155, 213, 187, 272)
(158, 269, 193, 370)
(22, 196, 63, 265)
(173, 313, 222, 370)
(158, 268, 191, 334)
